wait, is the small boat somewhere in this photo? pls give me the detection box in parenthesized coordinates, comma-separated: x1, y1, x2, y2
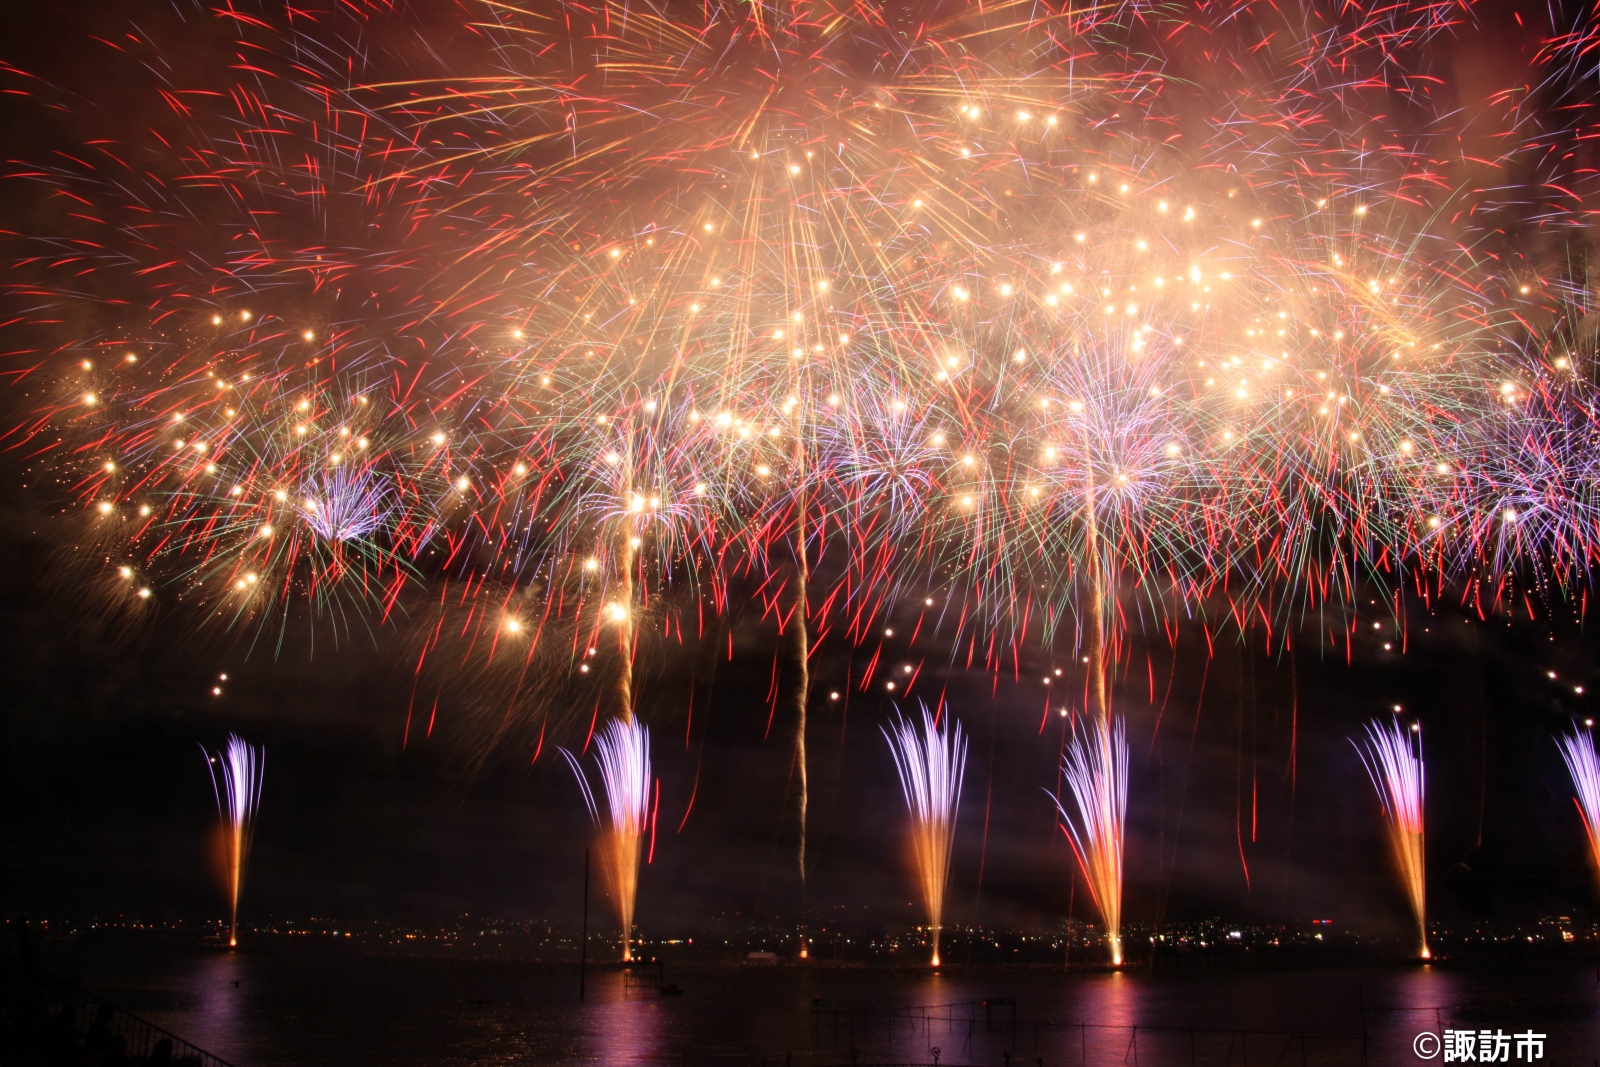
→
(659, 982, 683, 996)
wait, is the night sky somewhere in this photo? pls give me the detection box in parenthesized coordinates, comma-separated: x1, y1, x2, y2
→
(4, 473, 1596, 937)
(2, 0, 1597, 947)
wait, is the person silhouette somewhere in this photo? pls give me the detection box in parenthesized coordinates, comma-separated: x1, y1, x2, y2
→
(45, 1004, 77, 1063)
(83, 1003, 115, 1062)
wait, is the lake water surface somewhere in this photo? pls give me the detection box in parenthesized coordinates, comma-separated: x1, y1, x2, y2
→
(36, 935, 1600, 1066)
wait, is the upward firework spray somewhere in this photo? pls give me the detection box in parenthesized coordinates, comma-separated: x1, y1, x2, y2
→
(1556, 725, 1600, 892)
(202, 735, 264, 949)
(1354, 718, 1428, 959)
(563, 718, 651, 962)
(882, 706, 967, 967)
(1052, 715, 1129, 966)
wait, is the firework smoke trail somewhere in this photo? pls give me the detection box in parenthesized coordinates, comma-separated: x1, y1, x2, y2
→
(563, 719, 652, 962)
(1067, 460, 1124, 965)
(202, 735, 264, 949)
(1052, 715, 1129, 966)
(1354, 718, 1429, 959)
(779, 374, 831, 921)
(1557, 725, 1600, 891)
(882, 707, 968, 967)
(792, 428, 812, 904)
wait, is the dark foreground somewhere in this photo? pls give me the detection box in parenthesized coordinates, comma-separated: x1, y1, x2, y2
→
(6, 933, 1599, 1067)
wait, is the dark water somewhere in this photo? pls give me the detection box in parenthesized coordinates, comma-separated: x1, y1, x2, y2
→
(36, 936, 1600, 1066)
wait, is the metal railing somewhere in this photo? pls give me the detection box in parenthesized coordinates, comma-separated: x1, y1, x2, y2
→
(2, 964, 237, 1067)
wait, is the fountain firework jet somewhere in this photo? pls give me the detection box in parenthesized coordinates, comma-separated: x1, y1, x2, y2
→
(1354, 718, 1428, 959)
(563, 718, 651, 962)
(201, 735, 264, 948)
(1556, 726, 1600, 889)
(1052, 715, 1129, 965)
(882, 707, 967, 967)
